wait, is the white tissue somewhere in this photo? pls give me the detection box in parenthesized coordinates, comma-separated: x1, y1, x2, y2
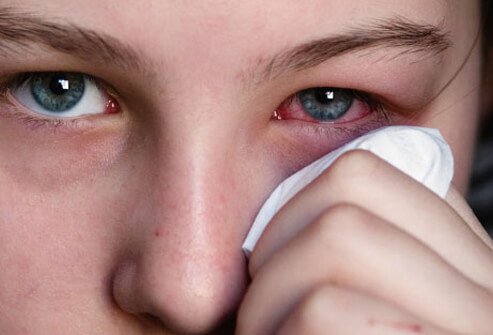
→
(242, 126, 454, 257)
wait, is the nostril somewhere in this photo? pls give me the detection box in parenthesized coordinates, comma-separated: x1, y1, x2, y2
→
(139, 313, 167, 328)
(111, 257, 143, 315)
(110, 251, 247, 334)
(110, 260, 172, 331)
(110, 254, 235, 333)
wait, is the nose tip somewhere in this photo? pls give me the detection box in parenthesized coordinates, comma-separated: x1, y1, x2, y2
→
(112, 234, 248, 334)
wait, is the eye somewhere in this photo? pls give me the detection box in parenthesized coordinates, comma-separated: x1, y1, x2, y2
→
(274, 87, 376, 124)
(7, 72, 117, 118)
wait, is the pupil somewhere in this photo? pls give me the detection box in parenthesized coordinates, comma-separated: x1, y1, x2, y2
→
(314, 89, 333, 104)
(49, 75, 69, 95)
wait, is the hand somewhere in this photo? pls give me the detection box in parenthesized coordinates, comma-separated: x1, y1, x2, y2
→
(236, 150, 493, 334)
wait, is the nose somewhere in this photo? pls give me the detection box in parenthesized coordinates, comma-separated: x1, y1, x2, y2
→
(111, 124, 258, 334)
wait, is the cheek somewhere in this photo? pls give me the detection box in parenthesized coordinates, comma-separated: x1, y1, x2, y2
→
(0, 174, 121, 275)
(0, 185, 116, 324)
(0, 126, 132, 314)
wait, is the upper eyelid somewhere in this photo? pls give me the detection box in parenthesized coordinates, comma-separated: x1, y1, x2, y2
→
(2, 71, 121, 99)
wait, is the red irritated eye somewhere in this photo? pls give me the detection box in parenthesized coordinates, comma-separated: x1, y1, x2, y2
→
(274, 87, 373, 124)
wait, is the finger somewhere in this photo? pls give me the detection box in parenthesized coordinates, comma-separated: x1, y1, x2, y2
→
(250, 150, 493, 290)
(238, 205, 493, 335)
(445, 187, 493, 250)
(277, 285, 456, 335)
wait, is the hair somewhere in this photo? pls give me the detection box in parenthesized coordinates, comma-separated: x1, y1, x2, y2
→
(481, 0, 493, 122)
(483, 0, 492, 60)
(483, 0, 491, 34)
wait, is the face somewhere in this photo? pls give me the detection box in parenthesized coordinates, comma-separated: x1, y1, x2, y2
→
(0, 1, 481, 334)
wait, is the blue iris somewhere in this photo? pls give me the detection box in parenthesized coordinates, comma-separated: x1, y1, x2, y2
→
(30, 73, 85, 112)
(299, 88, 354, 121)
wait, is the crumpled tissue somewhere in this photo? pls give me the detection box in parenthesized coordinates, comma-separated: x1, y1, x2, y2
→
(242, 126, 454, 257)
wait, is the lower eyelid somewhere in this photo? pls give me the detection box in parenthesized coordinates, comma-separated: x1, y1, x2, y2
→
(0, 101, 84, 133)
(289, 111, 393, 136)
(0, 92, 111, 134)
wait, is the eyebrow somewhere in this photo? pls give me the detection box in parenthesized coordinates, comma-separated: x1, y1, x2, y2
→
(260, 16, 451, 81)
(0, 8, 450, 84)
(0, 7, 145, 71)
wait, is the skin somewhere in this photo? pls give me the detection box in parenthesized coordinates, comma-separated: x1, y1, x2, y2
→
(0, 0, 491, 334)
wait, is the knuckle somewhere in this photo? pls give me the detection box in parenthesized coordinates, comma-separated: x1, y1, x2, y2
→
(288, 286, 336, 333)
(329, 149, 381, 181)
(309, 203, 372, 247)
(306, 203, 385, 266)
(288, 286, 349, 333)
(318, 149, 382, 197)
